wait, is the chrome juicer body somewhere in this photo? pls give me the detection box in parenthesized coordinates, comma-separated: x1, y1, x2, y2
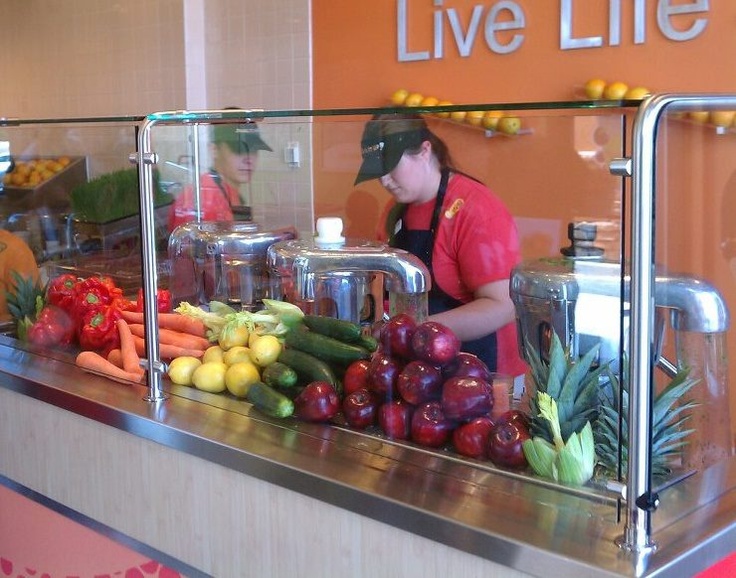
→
(267, 217, 430, 330)
(510, 257, 729, 372)
(511, 247, 733, 471)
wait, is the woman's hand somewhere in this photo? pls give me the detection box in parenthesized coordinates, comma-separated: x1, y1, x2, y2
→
(427, 279, 515, 342)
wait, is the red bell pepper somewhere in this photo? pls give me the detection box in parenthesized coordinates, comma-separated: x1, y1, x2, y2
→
(78, 304, 123, 355)
(26, 305, 76, 347)
(135, 287, 173, 313)
(71, 277, 114, 324)
(46, 274, 81, 313)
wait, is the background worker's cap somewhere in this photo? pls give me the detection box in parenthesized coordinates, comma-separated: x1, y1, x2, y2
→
(213, 123, 273, 154)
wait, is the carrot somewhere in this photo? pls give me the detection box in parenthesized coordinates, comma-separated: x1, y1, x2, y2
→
(75, 350, 145, 385)
(120, 310, 207, 338)
(117, 319, 144, 376)
(127, 323, 211, 351)
(131, 335, 205, 360)
(107, 348, 123, 368)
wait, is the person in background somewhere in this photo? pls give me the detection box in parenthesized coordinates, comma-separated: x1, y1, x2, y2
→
(167, 116, 272, 231)
(0, 229, 40, 323)
(355, 113, 527, 378)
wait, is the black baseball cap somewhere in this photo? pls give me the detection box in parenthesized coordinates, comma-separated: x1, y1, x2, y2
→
(354, 115, 429, 185)
(213, 123, 273, 154)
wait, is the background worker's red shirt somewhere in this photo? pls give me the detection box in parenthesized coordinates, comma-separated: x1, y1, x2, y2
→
(168, 172, 240, 231)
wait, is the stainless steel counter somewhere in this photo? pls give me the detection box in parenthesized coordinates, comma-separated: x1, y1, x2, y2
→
(1, 336, 734, 577)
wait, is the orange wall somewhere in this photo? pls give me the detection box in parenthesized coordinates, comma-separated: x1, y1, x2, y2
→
(311, 2, 736, 431)
(314, 1, 736, 108)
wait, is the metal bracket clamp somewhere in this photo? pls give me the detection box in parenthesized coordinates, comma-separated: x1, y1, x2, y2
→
(609, 157, 632, 177)
(635, 490, 660, 513)
(128, 151, 159, 165)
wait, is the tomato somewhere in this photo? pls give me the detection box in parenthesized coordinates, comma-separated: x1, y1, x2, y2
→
(343, 359, 371, 397)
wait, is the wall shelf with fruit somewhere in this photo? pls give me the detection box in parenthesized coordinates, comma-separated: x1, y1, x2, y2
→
(388, 89, 532, 138)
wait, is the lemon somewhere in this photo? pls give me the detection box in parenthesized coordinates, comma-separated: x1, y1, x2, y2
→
(465, 110, 485, 127)
(496, 116, 522, 135)
(202, 345, 226, 364)
(689, 111, 710, 123)
(584, 78, 607, 99)
(167, 356, 202, 386)
(404, 92, 424, 107)
(482, 110, 504, 130)
(249, 334, 282, 367)
(603, 81, 629, 100)
(223, 345, 252, 366)
(449, 110, 467, 122)
(191, 361, 228, 393)
(435, 100, 454, 118)
(218, 324, 250, 350)
(248, 331, 261, 348)
(624, 86, 650, 100)
(225, 361, 261, 398)
(709, 110, 736, 128)
(390, 88, 409, 106)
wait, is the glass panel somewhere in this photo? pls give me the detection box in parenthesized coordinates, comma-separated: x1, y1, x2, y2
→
(650, 100, 735, 524)
(0, 102, 643, 507)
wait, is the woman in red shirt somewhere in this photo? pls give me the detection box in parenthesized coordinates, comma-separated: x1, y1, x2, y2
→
(355, 113, 526, 377)
(168, 121, 272, 231)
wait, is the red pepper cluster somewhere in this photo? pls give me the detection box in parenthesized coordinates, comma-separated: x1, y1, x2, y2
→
(26, 274, 172, 356)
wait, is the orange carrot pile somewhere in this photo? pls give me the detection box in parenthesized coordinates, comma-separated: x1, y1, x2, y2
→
(126, 323, 211, 351)
(75, 350, 145, 384)
(78, 311, 208, 383)
(120, 310, 207, 338)
(117, 319, 144, 376)
(131, 335, 205, 360)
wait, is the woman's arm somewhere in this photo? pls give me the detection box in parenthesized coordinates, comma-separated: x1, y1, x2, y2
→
(427, 279, 516, 342)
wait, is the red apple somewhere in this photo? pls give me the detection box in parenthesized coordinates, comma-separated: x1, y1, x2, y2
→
(443, 352, 492, 382)
(343, 359, 372, 396)
(487, 419, 531, 469)
(495, 409, 530, 430)
(378, 399, 414, 440)
(367, 352, 402, 401)
(411, 401, 455, 448)
(380, 313, 417, 359)
(293, 381, 341, 423)
(452, 416, 495, 459)
(410, 321, 461, 367)
(441, 376, 493, 421)
(396, 360, 443, 405)
(342, 388, 380, 429)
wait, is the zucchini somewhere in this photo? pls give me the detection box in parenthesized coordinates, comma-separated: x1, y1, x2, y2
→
(285, 325, 370, 365)
(246, 381, 294, 418)
(262, 362, 298, 389)
(302, 314, 362, 343)
(278, 347, 340, 391)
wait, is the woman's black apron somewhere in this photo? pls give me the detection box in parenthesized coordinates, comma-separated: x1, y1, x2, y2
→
(390, 169, 498, 371)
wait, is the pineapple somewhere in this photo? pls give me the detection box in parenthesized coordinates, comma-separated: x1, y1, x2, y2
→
(595, 364, 699, 478)
(525, 331, 610, 444)
(5, 270, 45, 341)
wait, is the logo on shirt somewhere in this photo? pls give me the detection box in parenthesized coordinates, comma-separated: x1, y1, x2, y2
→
(444, 198, 464, 219)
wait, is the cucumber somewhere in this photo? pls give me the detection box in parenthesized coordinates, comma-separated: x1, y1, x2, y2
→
(285, 325, 371, 365)
(355, 333, 378, 353)
(302, 314, 362, 343)
(262, 362, 298, 389)
(246, 381, 294, 418)
(278, 347, 340, 391)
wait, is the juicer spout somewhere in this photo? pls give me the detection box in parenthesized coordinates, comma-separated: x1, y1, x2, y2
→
(290, 244, 431, 300)
(656, 275, 729, 333)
